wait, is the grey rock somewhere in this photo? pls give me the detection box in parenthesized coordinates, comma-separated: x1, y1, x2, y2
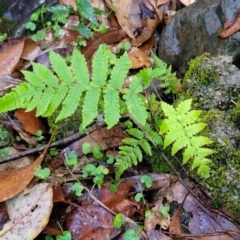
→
(157, 0, 240, 74)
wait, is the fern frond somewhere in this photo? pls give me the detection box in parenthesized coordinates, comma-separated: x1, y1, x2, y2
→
(160, 99, 213, 177)
(123, 78, 147, 126)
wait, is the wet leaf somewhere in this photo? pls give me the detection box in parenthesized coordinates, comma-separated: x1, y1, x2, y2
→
(0, 183, 53, 239)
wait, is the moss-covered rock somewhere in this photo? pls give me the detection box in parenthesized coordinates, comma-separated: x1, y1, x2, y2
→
(181, 54, 240, 218)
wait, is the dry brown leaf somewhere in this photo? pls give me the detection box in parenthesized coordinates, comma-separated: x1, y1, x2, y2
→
(0, 203, 9, 231)
(0, 133, 55, 202)
(128, 47, 151, 69)
(105, 0, 142, 39)
(21, 38, 43, 61)
(81, 28, 127, 59)
(66, 205, 116, 240)
(0, 39, 25, 75)
(0, 183, 53, 239)
(15, 108, 47, 135)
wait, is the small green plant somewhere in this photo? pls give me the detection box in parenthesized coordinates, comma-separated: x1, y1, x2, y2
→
(34, 166, 50, 179)
(113, 213, 123, 228)
(160, 205, 170, 216)
(82, 164, 109, 186)
(46, 231, 72, 240)
(66, 151, 78, 167)
(123, 229, 140, 240)
(160, 99, 214, 177)
(71, 182, 84, 196)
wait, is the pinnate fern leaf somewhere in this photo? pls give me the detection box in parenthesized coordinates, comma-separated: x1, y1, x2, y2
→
(160, 99, 213, 178)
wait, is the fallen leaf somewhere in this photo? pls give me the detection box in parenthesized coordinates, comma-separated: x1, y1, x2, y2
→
(81, 28, 127, 59)
(128, 47, 152, 69)
(105, 0, 142, 39)
(66, 205, 117, 240)
(0, 132, 55, 201)
(0, 39, 25, 75)
(15, 108, 47, 135)
(0, 183, 53, 239)
(21, 38, 43, 61)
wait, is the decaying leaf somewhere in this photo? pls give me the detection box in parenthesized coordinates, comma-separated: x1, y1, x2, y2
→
(0, 183, 53, 239)
(66, 205, 117, 239)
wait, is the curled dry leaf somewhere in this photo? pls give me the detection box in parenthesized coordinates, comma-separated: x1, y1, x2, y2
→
(0, 183, 53, 240)
(0, 39, 25, 75)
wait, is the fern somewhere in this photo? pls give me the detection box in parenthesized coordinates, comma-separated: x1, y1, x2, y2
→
(160, 99, 213, 178)
(151, 53, 179, 94)
(115, 127, 154, 181)
(0, 44, 149, 129)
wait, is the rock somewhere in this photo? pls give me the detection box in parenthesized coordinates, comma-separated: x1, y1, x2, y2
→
(157, 0, 240, 74)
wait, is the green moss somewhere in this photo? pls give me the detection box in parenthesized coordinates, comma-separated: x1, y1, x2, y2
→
(184, 53, 218, 86)
(47, 107, 82, 140)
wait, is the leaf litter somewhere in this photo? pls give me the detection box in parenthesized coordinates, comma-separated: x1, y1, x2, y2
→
(0, 0, 239, 239)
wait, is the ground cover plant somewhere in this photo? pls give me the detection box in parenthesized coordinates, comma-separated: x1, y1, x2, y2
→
(0, 0, 239, 239)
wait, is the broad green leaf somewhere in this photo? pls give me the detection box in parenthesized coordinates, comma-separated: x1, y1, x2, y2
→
(161, 101, 176, 118)
(21, 71, 45, 88)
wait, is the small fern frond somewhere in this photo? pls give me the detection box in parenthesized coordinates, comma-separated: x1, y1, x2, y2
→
(123, 78, 147, 126)
(160, 99, 213, 178)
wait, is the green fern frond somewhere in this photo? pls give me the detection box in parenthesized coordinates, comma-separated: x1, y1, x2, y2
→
(151, 53, 179, 94)
(160, 99, 213, 178)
